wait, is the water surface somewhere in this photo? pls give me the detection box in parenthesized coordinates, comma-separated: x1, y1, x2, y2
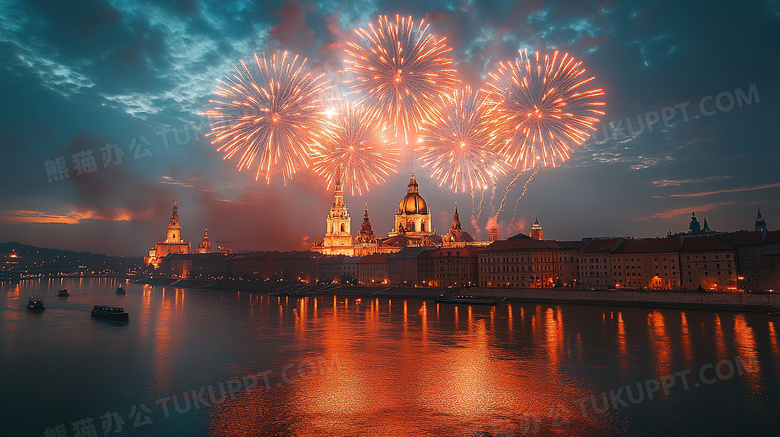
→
(1, 278, 779, 436)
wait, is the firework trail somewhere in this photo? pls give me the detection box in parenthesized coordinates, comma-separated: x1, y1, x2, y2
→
(483, 50, 605, 171)
(206, 51, 330, 185)
(311, 101, 401, 195)
(417, 86, 508, 194)
(477, 189, 485, 223)
(493, 169, 525, 219)
(510, 167, 539, 223)
(344, 14, 459, 143)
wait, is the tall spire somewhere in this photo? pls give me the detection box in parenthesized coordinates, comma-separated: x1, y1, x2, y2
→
(166, 198, 182, 243)
(451, 202, 462, 231)
(333, 168, 345, 206)
(755, 205, 767, 232)
(169, 199, 180, 226)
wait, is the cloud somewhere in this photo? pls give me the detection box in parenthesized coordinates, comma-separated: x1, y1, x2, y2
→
(0, 206, 153, 225)
(636, 202, 735, 220)
(656, 182, 780, 198)
(651, 176, 733, 187)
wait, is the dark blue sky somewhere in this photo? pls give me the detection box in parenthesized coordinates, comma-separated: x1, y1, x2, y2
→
(1, 0, 778, 256)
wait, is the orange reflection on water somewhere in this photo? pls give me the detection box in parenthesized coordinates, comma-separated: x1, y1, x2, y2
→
(733, 315, 761, 398)
(420, 301, 428, 344)
(617, 312, 627, 357)
(713, 314, 728, 361)
(507, 304, 514, 340)
(647, 311, 672, 378)
(203, 298, 608, 436)
(545, 307, 565, 374)
(453, 305, 459, 330)
(403, 300, 408, 335)
(152, 287, 176, 390)
(680, 312, 694, 368)
(768, 322, 780, 360)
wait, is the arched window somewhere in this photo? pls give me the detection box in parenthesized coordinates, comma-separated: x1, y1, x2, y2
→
(341, 223, 345, 232)
(421, 220, 426, 232)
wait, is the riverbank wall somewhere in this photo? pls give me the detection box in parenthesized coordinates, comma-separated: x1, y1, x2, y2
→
(130, 277, 779, 312)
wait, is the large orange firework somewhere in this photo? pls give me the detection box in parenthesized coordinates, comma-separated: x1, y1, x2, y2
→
(417, 86, 509, 193)
(483, 50, 605, 171)
(206, 51, 330, 185)
(344, 14, 459, 143)
(311, 102, 401, 196)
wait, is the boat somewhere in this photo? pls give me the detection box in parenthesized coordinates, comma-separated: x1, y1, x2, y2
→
(116, 286, 125, 294)
(769, 309, 780, 317)
(91, 305, 129, 321)
(434, 296, 504, 305)
(58, 289, 69, 297)
(27, 297, 45, 311)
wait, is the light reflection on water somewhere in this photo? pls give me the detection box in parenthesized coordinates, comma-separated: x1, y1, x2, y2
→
(1, 279, 779, 436)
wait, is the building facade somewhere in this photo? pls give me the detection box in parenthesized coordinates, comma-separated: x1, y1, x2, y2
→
(610, 238, 682, 289)
(478, 239, 577, 288)
(577, 238, 621, 290)
(430, 247, 479, 287)
(357, 254, 389, 284)
(680, 236, 737, 291)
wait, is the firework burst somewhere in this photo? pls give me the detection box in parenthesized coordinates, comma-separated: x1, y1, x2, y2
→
(311, 102, 401, 196)
(344, 14, 459, 142)
(206, 51, 330, 185)
(417, 86, 508, 193)
(483, 50, 605, 171)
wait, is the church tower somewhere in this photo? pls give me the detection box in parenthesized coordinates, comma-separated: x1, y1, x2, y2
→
(144, 199, 190, 268)
(689, 212, 702, 234)
(166, 200, 182, 243)
(530, 215, 543, 240)
(755, 206, 768, 232)
(321, 172, 353, 256)
(443, 202, 475, 247)
(197, 229, 211, 253)
(354, 205, 378, 256)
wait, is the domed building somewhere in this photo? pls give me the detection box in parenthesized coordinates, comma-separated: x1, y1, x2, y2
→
(313, 171, 494, 256)
(389, 173, 435, 238)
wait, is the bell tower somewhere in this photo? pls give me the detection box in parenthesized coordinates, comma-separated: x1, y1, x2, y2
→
(166, 200, 182, 243)
(530, 215, 543, 240)
(197, 229, 211, 253)
(321, 172, 353, 255)
(354, 204, 378, 256)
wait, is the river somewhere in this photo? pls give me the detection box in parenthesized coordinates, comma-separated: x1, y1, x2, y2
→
(1, 278, 778, 436)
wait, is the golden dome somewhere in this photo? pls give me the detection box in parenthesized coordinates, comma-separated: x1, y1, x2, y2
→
(398, 174, 428, 215)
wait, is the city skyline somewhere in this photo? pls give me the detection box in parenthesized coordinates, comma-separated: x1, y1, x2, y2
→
(1, 1, 778, 256)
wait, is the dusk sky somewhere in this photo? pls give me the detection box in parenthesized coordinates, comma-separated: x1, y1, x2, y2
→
(1, 0, 778, 256)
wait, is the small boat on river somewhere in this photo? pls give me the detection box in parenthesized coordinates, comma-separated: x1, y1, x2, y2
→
(91, 306, 129, 321)
(27, 297, 45, 311)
